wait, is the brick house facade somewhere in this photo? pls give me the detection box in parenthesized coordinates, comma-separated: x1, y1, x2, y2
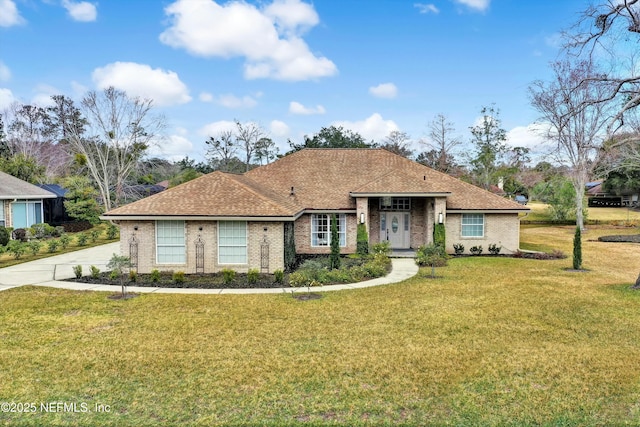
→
(102, 149, 529, 273)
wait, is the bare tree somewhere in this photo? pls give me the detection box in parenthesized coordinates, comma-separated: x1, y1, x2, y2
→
(234, 120, 266, 172)
(67, 87, 165, 211)
(4, 102, 70, 179)
(564, 0, 640, 132)
(421, 113, 462, 173)
(205, 129, 238, 172)
(529, 60, 613, 230)
(381, 130, 413, 158)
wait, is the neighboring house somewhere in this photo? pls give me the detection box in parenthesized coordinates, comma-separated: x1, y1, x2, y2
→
(587, 180, 639, 207)
(101, 149, 529, 274)
(0, 171, 56, 229)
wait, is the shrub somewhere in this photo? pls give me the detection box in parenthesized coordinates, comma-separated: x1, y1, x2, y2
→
(53, 226, 65, 237)
(573, 226, 582, 270)
(222, 268, 236, 285)
(90, 229, 101, 243)
(470, 245, 483, 256)
(453, 243, 465, 255)
(30, 223, 55, 239)
(173, 271, 185, 284)
(274, 269, 285, 284)
(415, 244, 448, 278)
(356, 223, 369, 256)
(12, 228, 27, 242)
(90, 265, 101, 279)
(0, 227, 9, 246)
(247, 268, 260, 284)
(415, 244, 448, 267)
(284, 222, 296, 272)
(76, 232, 89, 246)
(109, 270, 119, 281)
(27, 240, 42, 256)
(59, 234, 71, 249)
(106, 223, 119, 240)
(371, 241, 391, 255)
(488, 243, 502, 255)
(7, 241, 25, 259)
(288, 271, 311, 287)
(299, 259, 326, 271)
(329, 214, 341, 270)
(150, 269, 161, 283)
(73, 265, 83, 279)
(129, 270, 138, 283)
(47, 239, 60, 253)
(433, 223, 446, 248)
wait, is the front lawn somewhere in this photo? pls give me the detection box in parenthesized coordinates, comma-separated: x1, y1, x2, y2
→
(1, 225, 640, 426)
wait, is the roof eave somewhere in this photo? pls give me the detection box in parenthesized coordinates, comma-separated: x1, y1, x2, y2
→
(101, 212, 304, 222)
(349, 192, 451, 197)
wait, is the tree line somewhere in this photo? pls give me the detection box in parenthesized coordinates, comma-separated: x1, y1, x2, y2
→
(2, 1, 640, 229)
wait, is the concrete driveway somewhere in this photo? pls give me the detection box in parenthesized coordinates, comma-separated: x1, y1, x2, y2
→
(0, 242, 120, 291)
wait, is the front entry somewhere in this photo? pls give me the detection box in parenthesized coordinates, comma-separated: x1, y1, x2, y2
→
(380, 212, 410, 248)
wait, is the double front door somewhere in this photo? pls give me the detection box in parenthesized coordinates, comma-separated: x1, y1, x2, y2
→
(380, 212, 410, 248)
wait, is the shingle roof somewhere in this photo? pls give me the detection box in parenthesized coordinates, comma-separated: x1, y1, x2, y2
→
(0, 172, 56, 199)
(103, 171, 303, 218)
(103, 148, 527, 218)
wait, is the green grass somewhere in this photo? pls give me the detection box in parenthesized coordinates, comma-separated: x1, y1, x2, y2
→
(0, 224, 118, 268)
(1, 225, 640, 426)
(525, 201, 640, 224)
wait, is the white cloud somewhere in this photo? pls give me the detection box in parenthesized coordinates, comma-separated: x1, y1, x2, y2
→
(0, 0, 25, 27)
(199, 120, 237, 137)
(61, 0, 97, 22)
(0, 61, 10, 82)
(270, 120, 290, 137)
(31, 84, 59, 106)
(264, 0, 318, 35)
(218, 94, 258, 109)
(92, 62, 192, 107)
(333, 113, 399, 143)
(0, 88, 15, 109)
(414, 3, 439, 14)
(454, 0, 490, 12)
(507, 123, 553, 152)
(70, 80, 88, 97)
(199, 92, 214, 102)
(369, 82, 398, 99)
(159, 0, 337, 81)
(289, 101, 325, 115)
(199, 92, 258, 108)
(149, 132, 194, 162)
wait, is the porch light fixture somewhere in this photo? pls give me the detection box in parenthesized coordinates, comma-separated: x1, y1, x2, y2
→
(438, 212, 444, 224)
(360, 213, 365, 224)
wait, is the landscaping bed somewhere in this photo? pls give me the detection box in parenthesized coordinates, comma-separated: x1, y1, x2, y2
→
(598, 234, 640, 243)
(66, 254, 392, 289)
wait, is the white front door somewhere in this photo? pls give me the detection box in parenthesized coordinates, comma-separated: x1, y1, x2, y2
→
(381, 212, 410, 248)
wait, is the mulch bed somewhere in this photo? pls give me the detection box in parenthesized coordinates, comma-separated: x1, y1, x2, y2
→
(69, 272, 288, 289)
(598, 235, 640, 243)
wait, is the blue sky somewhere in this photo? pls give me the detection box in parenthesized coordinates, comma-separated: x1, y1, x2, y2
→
(0, 0, 588, 162)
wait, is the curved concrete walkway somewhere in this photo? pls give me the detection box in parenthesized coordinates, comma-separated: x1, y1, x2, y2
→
(0, 244, 419, 294)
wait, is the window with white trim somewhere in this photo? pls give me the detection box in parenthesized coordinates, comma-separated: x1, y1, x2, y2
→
(0, 200, 5, 227)
(218, 221, 247, 264)
(311, 214, 346, 247)
(156, 220, 186, 264)
(461, 213, 484, 237)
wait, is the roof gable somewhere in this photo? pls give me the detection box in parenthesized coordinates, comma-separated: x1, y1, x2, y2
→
(0, 172, 56, 199)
